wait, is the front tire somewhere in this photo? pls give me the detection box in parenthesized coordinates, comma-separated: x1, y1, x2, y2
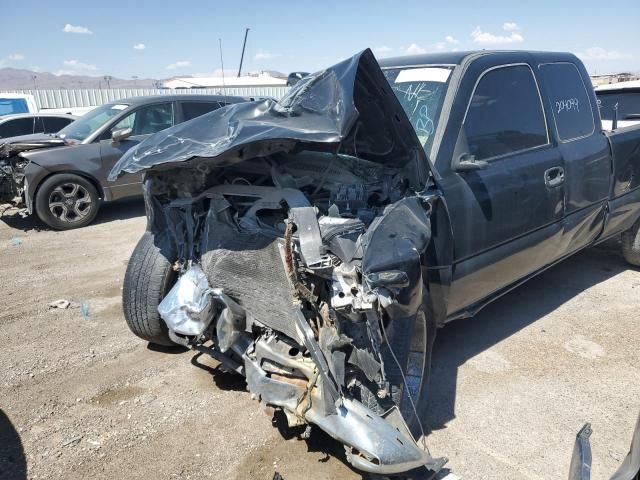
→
(123, 232, 177, 346)
(358, 290, 436, 439)
(34, 173, 100, 230)
(622, 218, 640, 266)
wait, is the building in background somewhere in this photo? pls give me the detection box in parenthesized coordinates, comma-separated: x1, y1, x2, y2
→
(162, 70, 287, 89)
(591, 72, 640, 86)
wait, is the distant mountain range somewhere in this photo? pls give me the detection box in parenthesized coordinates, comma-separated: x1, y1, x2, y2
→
(0, 67, 162, 90)
(0, 67, 289, 90)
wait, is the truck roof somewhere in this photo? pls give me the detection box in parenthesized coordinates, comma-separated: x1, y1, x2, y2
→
(377, 50, 581, 68)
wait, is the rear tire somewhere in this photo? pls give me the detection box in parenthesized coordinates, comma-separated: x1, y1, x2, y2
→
(34, 173, 100, 230)
(123, 231, 177, 346)
(622, 218, 640, 266)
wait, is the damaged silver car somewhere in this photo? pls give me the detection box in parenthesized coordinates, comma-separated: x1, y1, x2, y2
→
(112, 50, 446, 475)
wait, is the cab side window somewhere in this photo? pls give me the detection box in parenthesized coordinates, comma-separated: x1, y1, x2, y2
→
(181, 101, 222, 121)
(463, 65, 548, 161)
(0, 117, 35, 138)
(597, 92, 640, 122)
(112, 103, 174, 136)
(540, 63, 595, 141)
(42, 116, 74, 133)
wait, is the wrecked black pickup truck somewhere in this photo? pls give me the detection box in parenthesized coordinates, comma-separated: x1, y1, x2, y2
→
(110, 50, 640, 476)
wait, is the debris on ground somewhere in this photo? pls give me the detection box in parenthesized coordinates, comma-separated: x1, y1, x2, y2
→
(9, 235, 22, 246)
(49, 299, 71, 310)
(79, 300, 91, 320)
(62, 435, 83, 447)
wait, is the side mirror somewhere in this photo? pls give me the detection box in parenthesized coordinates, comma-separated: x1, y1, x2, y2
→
(453, 152, 489, 172)
(111, 127, 132, 144)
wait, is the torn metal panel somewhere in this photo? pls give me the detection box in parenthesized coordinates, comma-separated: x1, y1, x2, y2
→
(568, 413, 640, 480)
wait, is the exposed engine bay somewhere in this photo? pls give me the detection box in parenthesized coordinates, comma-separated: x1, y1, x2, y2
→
(146, 150, 443, 474)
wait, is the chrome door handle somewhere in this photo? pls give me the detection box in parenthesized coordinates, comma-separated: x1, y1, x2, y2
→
(545, 166, 565, 188)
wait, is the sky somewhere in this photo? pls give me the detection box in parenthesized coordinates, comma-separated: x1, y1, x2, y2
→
(1, 0, 638, 79)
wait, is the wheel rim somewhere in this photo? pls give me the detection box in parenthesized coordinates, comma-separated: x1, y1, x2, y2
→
(48, 182, 92, 223)
(401, 309, 427, 413)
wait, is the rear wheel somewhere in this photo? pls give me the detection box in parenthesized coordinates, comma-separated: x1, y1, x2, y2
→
(34, 173, 100, 230)
(122, 231, 177, 346)
(622, 218, 640, 266)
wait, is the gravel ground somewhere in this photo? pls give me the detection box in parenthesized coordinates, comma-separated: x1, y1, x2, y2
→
(0, 199, 638, 480)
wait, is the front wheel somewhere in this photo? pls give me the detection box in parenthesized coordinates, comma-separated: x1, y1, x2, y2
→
(34, 173, 100, 230)
(122, 231, 177, 346)
(357, 290, 437, 439)
(622, 217, 640, 266)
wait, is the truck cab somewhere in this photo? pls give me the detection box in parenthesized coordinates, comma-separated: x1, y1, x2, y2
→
(379, 51, 640, 322)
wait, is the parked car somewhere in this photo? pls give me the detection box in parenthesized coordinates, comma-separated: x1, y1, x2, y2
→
(0, 113, 76, 139)
(596, 80, 640, 130)
(112, 50, 640, 476)
(0, 93, 94, 117)
(0, 94, 250, 229)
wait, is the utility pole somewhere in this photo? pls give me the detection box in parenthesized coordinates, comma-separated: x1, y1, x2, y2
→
(237, 27, 250, 77)
(219, 38, 226, 87)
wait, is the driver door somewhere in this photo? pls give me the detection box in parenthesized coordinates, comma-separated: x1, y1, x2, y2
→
(99, 102, 175, 199)
(443, 63, 565, 314)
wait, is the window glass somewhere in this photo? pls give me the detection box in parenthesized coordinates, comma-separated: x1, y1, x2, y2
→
(383, 67, 451, 151)
(463, 65, 548, 160)
(0, 98, 29, 116)
(59, 103, 129, 142)
(0, 117, 35, 138)
(112, 103, 174, 136)
(597, 92, 640, 121)
(182, 101, 221, 121)
(42, 116, 74, 133)
(540, 63, 595, 141)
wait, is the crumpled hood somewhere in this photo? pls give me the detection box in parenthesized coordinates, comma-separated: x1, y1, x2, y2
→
(0, 134, 66, 159)
(109, 49, 429, 180)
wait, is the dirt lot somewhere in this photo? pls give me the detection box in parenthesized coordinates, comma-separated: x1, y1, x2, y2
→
(1, 199, 639, 480)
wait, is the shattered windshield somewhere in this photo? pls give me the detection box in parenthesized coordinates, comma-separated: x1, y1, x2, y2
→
(58, 103, 129, 143)
(383, 67, 451, 151)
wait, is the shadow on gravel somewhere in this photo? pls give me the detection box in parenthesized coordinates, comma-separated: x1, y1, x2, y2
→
(0, 409, 26, 480)
(425, 241, 628, 433)
(146, 343, 189, 355)
(0, 198, 145, 232)
(189, 351, 248, 392)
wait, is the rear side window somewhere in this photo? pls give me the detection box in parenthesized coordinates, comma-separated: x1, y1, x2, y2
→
(540, 63, 595, 141)
(0, 98, 29, 116)
(181, 101, 222, 121)
(0, 117, 35, 138)
(42, 116, 74, 133)
(597, 92, 640, 121)
(463, 65, 548, 161)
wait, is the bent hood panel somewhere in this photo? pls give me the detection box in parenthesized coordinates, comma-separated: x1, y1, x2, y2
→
(109, 49, 429, 180)
(0, 134, 66, 159)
